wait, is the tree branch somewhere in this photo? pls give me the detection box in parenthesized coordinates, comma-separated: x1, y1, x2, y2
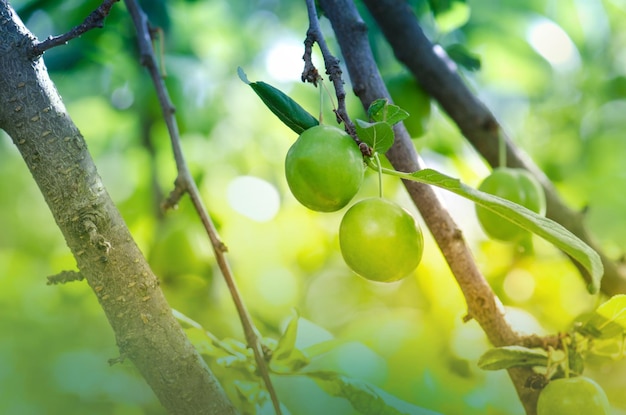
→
(361, 0, 626, 296)
(0, 2, 237, 414)
(29, 0, 119, 57)
(123, 1, 281, 413)
(317, 0, 538, 413)
(302, 0, 371, 157)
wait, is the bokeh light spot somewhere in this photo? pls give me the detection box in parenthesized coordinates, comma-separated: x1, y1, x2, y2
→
(264, 40, 304, 82)
(527, 19, 580, 71)
(111, 83, 135, 110)
(227, 175, 280, 222)
(255, 268, 298, 308)
(503, 269, 535, 302)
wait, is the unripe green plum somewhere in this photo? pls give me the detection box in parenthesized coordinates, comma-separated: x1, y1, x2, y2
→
(339, 198, 424, 282)
(285, 125, 364, 212)
(537, 377, 610, 415)
(475, 168, 546, 242)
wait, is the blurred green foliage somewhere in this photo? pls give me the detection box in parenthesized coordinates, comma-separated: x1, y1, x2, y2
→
(2, 0, 626, 414)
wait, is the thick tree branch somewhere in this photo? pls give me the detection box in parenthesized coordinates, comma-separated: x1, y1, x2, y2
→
(0, 2, 237, 414)
(317, 1, 538, 413)
(361, 0, 626, 296)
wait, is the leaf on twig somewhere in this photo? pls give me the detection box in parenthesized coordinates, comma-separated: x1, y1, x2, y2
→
(271, 311, 310, 372)
(355, 119, 394, 154)
(577, 294, 626, 338)
(238, 67, 319, 134)
(368, 98, 410, 125)
(305, 371, 442, 415)
(396, 168, 604, 293)
(477, 346, 548, 371)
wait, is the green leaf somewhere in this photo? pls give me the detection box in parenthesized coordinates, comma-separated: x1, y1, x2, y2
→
(445, 44, 481, 71)
(477, 346, 548, 371)
(233, 380, 271, 415)
(380, 168, 603, 293)
(270, 312, 310, 372)
(301, 338, 346, 359)
(273, 313, 299, 361)
(368, 99, 409, 126)
(567, 340, 585, 375)
(238, 67, 319, 134)
(355, 119, 395, 153)
(367, 99, 387, 120)
(577, 295, 626, 338)
(174, 309, 256, 367)
(305, 371, 442, 415)
(596, 294, 626, 327)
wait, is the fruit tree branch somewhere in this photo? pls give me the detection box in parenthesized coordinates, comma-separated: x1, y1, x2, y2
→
(317, 0, 538, 413)
(302, 0, 371, 157)
(123, 1, 281, 413)
(0, 2, 236, 414)
(361, 0, 625, 296)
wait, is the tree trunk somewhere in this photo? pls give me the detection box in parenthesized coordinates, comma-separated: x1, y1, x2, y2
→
(0, 3, 237, 415)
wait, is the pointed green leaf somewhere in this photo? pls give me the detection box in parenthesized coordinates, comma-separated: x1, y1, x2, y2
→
(271, 312, 310, 372)
(305, 371, 442, 415)
(355, 119, 395, 153)
(273, 312, 299, 361)
(384, 168, 603, 293)
(238, 67, 319, 134)
(174, 309, 256, 364)
(477, 346, 548, 371)
(367, 99, 387, 120)
(383, 105, 410, 126)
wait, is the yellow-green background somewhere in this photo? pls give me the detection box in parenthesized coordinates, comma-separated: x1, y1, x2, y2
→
(2, 0, 626, 414)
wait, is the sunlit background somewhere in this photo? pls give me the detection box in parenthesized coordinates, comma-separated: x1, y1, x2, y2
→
(2, 0, 626, 414)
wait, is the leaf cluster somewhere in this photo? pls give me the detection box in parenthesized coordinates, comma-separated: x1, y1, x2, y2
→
(176, 311, 441, 415)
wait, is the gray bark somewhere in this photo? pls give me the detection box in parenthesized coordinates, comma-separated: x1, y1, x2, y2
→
(0, 3, 237, 414)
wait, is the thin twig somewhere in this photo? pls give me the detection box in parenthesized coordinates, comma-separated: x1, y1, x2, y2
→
(519, 333, 562, 350)
(47, 270, 84, 285)
(123, 1, 282, 414)
(30, 0, 119, 57)
(302, 0, 371, 157)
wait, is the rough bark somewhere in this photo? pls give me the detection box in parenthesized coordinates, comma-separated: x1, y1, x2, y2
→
(318, 0, 538, 413)
(361, 0, 626, 295)
(0, 3, 237, 415)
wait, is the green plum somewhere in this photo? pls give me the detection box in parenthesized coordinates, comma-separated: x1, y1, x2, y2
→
(537, 377, 610, 415)
(285, 125, 364, 212)
(339, 198, 424, 282)
(475, 167, 546, 242)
